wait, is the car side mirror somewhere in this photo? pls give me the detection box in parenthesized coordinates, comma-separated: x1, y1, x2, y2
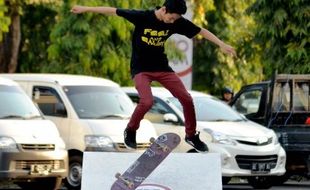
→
(163, 113, 178, 124)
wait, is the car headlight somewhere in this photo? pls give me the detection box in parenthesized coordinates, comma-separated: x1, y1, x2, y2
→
(273, 132, 280, 145)
(0, 137, 18, 151)
(84, 135, 115, 151)
(203, 129, 237, 146)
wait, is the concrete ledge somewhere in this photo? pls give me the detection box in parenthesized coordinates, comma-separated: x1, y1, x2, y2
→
(81, 152, 222, 190)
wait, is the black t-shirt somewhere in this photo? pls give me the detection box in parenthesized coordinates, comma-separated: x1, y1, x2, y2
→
(116, 8, 201, 77)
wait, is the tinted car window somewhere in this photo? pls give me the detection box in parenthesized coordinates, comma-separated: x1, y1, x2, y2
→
(233, 90, 262, 115)
(64, 86, 134, 119)
(33, 86, 67, 117)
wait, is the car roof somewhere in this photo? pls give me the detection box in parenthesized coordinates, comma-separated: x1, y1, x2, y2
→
(122, 86, 213, 99)
(0, 73, 119, 87)
(0, 77, 19, 86)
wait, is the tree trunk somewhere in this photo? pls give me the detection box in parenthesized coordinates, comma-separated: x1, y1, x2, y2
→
(0, 2, 21, 73)
(8, 10, 20, 73)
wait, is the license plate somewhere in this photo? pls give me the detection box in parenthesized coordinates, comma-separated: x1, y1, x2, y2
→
(251, 163, 271, 174)
(30, 164, 52, 175)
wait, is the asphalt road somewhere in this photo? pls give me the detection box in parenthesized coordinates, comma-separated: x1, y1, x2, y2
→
(1, 180, 310, 190)
(223, 180, 310, 190)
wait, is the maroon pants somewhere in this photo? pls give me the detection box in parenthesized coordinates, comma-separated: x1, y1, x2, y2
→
(127, 72, 196, 137)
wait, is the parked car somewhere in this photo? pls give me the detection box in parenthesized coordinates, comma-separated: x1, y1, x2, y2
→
(122, 87, 286, 189)
(230, 74, 310, 183)
(0, 77, 68, 190)
(1, 74, 157, 190)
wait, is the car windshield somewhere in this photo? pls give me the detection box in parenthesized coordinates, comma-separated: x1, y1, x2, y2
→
(64, 86, 134, 119)
(0, 85, 41, 119)
(168, 95, 245, 122)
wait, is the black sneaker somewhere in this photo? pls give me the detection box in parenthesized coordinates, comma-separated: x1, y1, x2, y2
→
(124, 128, 137, 149)
(185, 132, 208, 152)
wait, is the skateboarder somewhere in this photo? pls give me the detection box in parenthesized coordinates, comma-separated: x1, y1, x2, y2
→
(71, 0, 236, 152)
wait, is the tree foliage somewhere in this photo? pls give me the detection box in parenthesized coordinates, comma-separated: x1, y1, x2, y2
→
(192, 0, 263, 95)
(1, 0, 308, 94)
(247, 0, 310, 77)
(47, 0, 166, 85)
(0, 0, 10, 42)
(0, 0, 61, 73)
(18, 3, 57, 72)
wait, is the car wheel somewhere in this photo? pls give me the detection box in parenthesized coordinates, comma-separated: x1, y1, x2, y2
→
(65, 155, 83, 190)
(247, 176, 273, 189)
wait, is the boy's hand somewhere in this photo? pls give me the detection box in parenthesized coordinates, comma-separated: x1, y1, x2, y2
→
(71, 5, 87, 14)
(220, 43, 237, 57)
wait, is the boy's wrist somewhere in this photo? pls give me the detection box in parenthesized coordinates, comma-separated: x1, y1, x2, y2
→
(218, 41, 225, 48)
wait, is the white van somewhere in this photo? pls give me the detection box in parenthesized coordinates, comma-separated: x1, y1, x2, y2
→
(1, 74, 157, 189)
(0, 77, 68, 190)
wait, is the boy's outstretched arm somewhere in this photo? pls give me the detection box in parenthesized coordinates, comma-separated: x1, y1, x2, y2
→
(199, 28, 236, 57)
(71, 5, 116, 16)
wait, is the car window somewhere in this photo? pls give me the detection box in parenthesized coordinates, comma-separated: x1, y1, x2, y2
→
(273, 82, 290, 112)
(232, 90, 262, 115)
(273, 81, 309, 112)
(169, 96, 244, 122)
(0, 85, 41, 119)
(293, 82, 309, 111)
(127, 94, 174, 124)
(33, 86, 67, 117)
(150, 99, 170, 114)
(64, 86, 134, 119)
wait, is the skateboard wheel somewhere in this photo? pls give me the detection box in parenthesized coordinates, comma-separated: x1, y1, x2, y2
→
(163, 146, 169, 152)
(150, 137, 155, 143)
(115, 172, 121, 179)
(128, 183, 134, 189)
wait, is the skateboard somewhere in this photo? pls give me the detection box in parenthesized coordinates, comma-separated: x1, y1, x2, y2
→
(110, 133, 181, 190)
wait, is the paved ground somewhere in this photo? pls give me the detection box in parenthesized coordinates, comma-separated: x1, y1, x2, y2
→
(1, 179, 310, 189)
(223, 179, 310, 190)
(0, 181, 310, 190)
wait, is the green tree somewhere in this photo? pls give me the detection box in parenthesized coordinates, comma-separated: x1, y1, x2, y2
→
(0, 0, 21, 73)
(192, 0, 263, 95)
(47, 0, 166, 85)
(248, 0, 310, 77)
(0, 0, 61, 73)
(47, 0, 192, 85)
(19, 3, 58, 72)
(0, 0, 10, 42)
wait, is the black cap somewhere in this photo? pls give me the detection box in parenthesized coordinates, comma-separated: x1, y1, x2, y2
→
(223, 87, 234, 94)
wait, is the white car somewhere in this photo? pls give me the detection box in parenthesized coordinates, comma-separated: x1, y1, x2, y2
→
(1, 74, 157, 190)
(122, 87, 286, 189)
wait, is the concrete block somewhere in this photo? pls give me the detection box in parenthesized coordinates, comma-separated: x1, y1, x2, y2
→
(81, 152, 222, 190)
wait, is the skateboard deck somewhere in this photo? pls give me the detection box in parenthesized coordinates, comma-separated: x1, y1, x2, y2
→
(111, 133, 181, 190)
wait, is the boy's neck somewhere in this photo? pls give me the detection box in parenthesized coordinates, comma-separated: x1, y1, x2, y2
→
(154, 8, 163, 21)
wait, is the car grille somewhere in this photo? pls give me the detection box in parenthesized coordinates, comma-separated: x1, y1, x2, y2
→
(20, 144, 55, 151)
(15, 160, 64, 170)
(235, 155, 278, 170)
(117, 143, 151, 150)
